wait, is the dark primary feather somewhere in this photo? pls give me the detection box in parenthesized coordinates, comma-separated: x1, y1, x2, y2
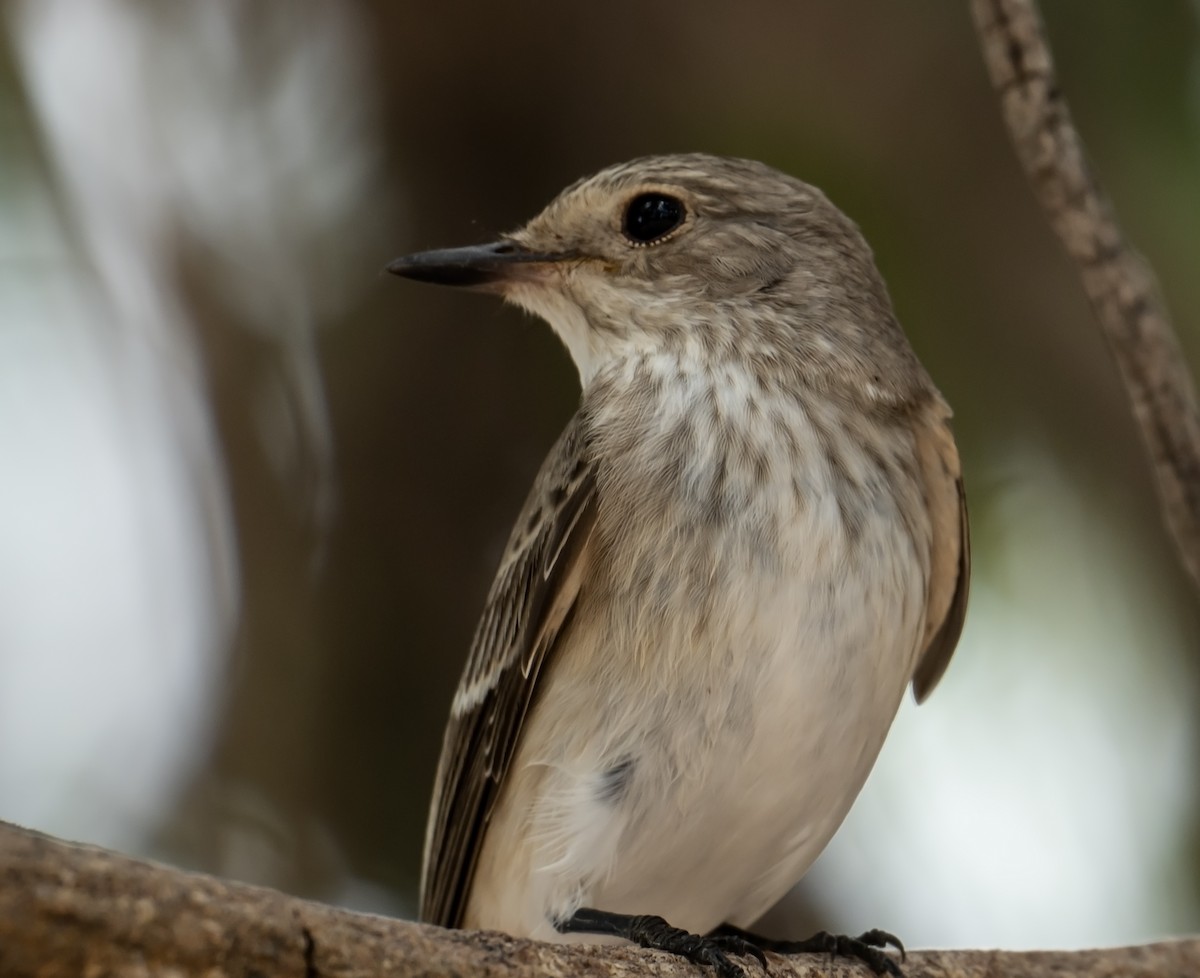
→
(912, 477, 969, 702)
(911, 417, 970, 704)
(420, 413, 597, 927)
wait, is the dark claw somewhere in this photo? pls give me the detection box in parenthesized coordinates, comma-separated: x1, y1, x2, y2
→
(804, 931, 904, 977)
(857, 928, 906, 961)
(629, 915, 746, 978)
(709, 923, 906, 977)
(839, 936, 904, 977)
(708, 932, 770, 970)
(558, 908, 766, 978)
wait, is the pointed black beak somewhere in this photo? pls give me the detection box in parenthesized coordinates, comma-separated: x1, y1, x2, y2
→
(386, 240, 567, 289)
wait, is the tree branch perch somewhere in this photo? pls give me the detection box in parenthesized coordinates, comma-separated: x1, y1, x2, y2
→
(0, 821, 1196, 978)
(970, 0, 1200, 593)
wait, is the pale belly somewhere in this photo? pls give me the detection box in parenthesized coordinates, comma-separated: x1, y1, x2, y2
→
(464, 488, 929, 940)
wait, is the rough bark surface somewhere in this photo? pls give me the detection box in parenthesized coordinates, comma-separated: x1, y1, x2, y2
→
(970, 0, 1200, 593)
(1, 821, 1197, 978)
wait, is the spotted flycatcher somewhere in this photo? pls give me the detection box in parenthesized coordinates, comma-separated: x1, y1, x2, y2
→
(387, 154, 969, 977)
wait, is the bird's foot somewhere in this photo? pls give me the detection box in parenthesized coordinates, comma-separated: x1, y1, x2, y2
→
(710, 923, 905, 976)
(557, 907, 766, 978)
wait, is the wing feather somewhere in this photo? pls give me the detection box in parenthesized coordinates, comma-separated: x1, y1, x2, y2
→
(419, 414, 596, 926)
(911, 409, 970, 703)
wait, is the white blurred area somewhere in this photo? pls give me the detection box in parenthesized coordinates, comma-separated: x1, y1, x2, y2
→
(0, 0, 381, 852)
(808, 445, 1199, 947)
(0, 269, 229, 853)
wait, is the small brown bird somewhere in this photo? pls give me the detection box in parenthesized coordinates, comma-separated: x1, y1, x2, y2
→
(388, 154, 969, 977)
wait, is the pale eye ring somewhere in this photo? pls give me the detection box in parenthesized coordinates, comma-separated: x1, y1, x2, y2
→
(622, 193, 685, 245)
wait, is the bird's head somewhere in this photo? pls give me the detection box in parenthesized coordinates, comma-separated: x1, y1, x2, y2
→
(389, 154, 926, 404)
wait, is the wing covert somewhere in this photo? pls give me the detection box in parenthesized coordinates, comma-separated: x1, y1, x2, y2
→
(911, 410, 970, 703)
(419, 414, 597, 926)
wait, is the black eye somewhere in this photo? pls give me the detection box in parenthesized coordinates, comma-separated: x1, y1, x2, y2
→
(623, 192, 685, 244)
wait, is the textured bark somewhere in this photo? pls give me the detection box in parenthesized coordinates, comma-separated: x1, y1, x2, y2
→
(970, 0, 1200, 592)
(0, 821, 1197, 978)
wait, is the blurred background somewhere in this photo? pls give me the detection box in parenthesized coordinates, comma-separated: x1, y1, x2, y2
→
(1, 0, 1198, 951)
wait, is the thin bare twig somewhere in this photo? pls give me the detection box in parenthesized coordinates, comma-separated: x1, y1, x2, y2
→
(970, 0, 1200, 593)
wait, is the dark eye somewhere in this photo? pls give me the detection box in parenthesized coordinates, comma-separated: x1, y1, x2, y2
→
(623, 192, 685, 244)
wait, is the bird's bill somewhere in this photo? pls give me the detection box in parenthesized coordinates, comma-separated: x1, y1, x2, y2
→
(386, 240, 568, 291)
